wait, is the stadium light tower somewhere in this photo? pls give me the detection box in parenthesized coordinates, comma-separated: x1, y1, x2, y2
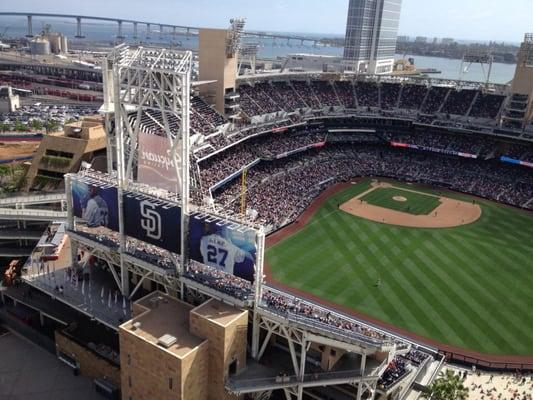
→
(104, 44, 193, 284)
(238, 42, 260, 75)
(226, 17, 246, 58)
(460, 49, 494, 86)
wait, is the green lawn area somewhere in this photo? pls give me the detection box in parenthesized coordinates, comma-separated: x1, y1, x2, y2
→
(266, 179, 533, 356)
(360, 187, 441, 215)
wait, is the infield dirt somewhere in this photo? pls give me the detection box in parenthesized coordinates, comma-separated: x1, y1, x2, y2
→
(340, 181, 482, 228)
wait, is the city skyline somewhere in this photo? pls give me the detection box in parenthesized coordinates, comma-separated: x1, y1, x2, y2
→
(0, 0, 530, 43)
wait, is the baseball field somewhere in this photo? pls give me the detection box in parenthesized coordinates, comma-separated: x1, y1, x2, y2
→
(266, 179, 533, 356)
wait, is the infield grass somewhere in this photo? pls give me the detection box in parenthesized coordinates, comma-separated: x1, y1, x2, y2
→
(360, 187, 441, 215)
(266, 179, 533, 356)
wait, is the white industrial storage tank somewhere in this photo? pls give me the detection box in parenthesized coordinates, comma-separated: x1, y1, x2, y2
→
(30, 38, 51, 55)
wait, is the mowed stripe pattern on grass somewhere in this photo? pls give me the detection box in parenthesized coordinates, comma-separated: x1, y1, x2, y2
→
(361, 187, 441, 215)
(266, 180, 533, 356)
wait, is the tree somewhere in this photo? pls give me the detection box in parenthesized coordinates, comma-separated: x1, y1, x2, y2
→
(0, 122, 10, 132)
(45, 120, 60, 133)
(14, 120, 26, 132)
(423, 370, 469, 400)
(31, 119, 44, 131)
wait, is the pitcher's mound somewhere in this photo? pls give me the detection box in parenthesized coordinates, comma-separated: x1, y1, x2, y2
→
(393, 196, 407, 202)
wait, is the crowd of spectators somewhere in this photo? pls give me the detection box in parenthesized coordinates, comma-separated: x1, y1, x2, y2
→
(378, 357, 408, 390)
(235, 80, 503, 126)
(380, 82, 401, 110)
(191, 96, 226, 134)
(311, 81, 341, 108)
(262, 289, 391, 343)
(449, 367, 533, 400)
(355, 81, 380, 108)
(377, 349, 431, 390)
(130, 96, 225, 139)
(399, 84, 428, 110)
(469, 93, 506, 119)
(209, 140, 533, 229)
(421, 86, 450, 114)
(184, 261, 253, 301)
(334, 81, 357, 109)
(442, 89, 478, 115)
(383, 130, 499, 156)
(198, 128, 326, 188)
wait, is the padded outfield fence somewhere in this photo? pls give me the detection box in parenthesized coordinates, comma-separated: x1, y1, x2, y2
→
(440, 351, 533, 372)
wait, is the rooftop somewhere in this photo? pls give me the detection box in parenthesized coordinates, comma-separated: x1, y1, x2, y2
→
(120, 292, 205, 359)
(191, 298, 247, 327)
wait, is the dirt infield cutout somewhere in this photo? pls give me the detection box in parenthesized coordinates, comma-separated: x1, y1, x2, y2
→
(340, 181, 482, 228)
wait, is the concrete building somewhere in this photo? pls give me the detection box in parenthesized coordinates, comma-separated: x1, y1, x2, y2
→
(284, 53, 343, 72)
(119, 292, 247, 400)
(198, 28, 238, 116)
(0, 86, 20, 113)
(502, 33, 533, 129)
(24, 116, 107, 191)
(343, 0, 402, 74)
(442, 38, 455, 45)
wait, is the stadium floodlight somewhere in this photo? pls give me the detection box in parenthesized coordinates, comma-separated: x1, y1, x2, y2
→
(226, 18, 246, 58)
(460, 48, 494, 87)
(238, 42, 260, 75)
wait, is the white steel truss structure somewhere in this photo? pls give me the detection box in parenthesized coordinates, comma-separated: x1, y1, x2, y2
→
(108, 44, 193, 286)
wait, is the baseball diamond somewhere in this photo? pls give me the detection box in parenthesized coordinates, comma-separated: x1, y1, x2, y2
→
(266, 179, 533, 356)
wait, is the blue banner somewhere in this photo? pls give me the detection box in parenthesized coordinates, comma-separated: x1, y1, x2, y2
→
(123, 193, 181, 254)
(71, 180, 119, 231)
(188, 215, 257, 282)
(500, 156, 533, 168)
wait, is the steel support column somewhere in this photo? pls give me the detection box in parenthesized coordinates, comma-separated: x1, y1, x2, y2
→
(26, 15, 33, 37)
(117, 20, 124, 40)
(75, 17, 84, 38)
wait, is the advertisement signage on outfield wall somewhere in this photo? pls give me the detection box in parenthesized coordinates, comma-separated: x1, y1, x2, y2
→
(71, 179, 119, 231)
(188, 215, 257, 282)
(137, 132, 180, 194)
(123, 193, 182, 254)
(390, 142, 477, 159)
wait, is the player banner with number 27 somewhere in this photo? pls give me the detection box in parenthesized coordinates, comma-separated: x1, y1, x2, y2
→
(188, 215, 257, 282)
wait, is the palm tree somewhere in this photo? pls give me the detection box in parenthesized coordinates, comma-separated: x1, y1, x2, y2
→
(423, 369, 469, 400)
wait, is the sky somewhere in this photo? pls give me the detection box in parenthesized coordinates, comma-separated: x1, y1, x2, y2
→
(0, 0, 530, 43)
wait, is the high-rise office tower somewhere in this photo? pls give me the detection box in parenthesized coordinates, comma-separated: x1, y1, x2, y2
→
(343, 0, 402, 74)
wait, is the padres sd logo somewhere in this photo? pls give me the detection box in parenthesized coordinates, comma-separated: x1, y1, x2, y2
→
(140, 200, 162, 240)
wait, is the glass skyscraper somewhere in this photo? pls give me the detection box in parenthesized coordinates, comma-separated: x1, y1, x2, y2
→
(343, 0, 402, 74)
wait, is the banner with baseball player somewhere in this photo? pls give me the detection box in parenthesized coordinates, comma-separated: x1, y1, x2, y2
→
(71, 179, 119, 231)
(123, 192, 182, 254)
(188, 214, 257, 282)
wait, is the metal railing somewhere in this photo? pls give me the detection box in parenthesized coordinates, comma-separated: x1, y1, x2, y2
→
(0, 192, 65, 206)
(0, 208, 67, 221)
(226, 368, 376, 393)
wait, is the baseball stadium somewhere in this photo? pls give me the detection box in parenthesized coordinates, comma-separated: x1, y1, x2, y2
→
(1, 17, 533, 400)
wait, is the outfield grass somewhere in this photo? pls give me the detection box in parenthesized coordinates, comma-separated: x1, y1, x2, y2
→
(360, 187, 441, 215)
(266, 179, 533, 355)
